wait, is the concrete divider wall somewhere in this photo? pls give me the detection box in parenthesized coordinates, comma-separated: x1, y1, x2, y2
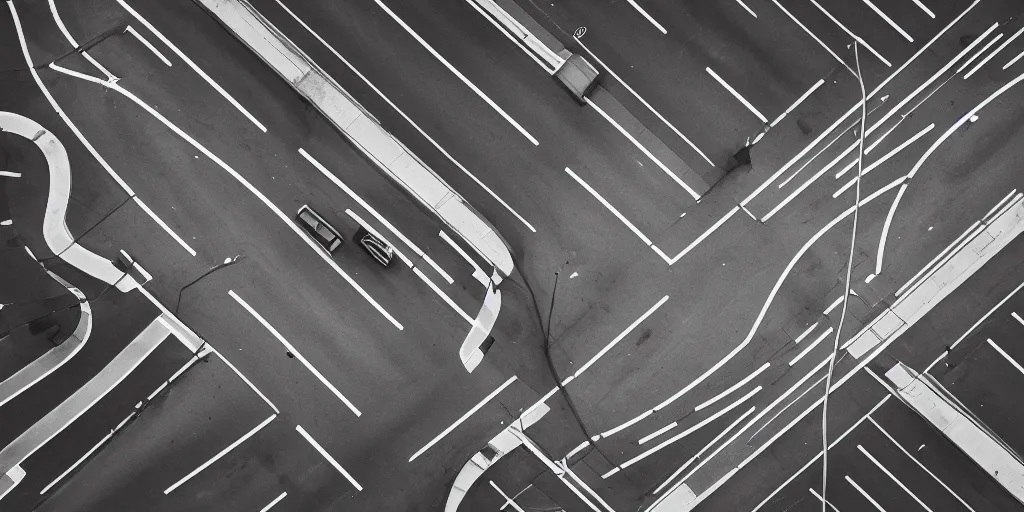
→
(194, 0, 514, 277)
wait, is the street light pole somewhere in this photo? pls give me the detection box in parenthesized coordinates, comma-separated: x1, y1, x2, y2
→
(174, 255, 244, 315)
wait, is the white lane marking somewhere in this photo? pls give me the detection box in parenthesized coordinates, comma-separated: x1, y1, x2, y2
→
(859, 444, 935, 511)
(872, 22, 997, 139)
(583, 99, 702, 200)
(640, 177, 907, 434)
(1012, 312, 1024, 327)
(0, 170, 22, 178)
(987, 338, 1024, 377)
(924, 280, 1024, 373)
(667, 206, 739, 265)
(439, 230, 488, 285)
(209, 347, 279, 414)
(371, 0, 537, 145)
(607, 386, 761, 476)
(299, 149, 453, 287)
(833, 123, 936, 196)
(346, 209, 414, 268)
(133, 197, 196, 256)
(846, 475, 888, 511)
(295, 425, 362, 491)
(966, 26, 1024, 79)
(112, 0, 267, 132)
(125, 25, 171, 66)
(789, 327, 835, 366)
(564, 167, 653, 246)
(770, 0, 848, 69)
(9, 5, 135, 197)
(624, 0, 667, 34)
(259, 492, 288, 512)
(959, 33, 1005, 75)
(868, 418, 978, 512)
(695, 362, 770, 412)
(895, 221, 981, 297)
(575, 38, 713, 167)
(45, 62, 402, 329)
(422, 254, 455, 285)
(229, 290, 362, 416)
(745, 0, 979, 206)
(809, 487, 842, 511)
(744, 396, 890, 511)
(762, 141, 858, 222)
(794, 322, 821, 344)
(47, 0, 116, 80)
(638, 422, 679, 445)
(462, 0, 555, 73)
(273, 2, 535, 233)
(747, 374, 827, 443)
(983, 189, 1019, 223)
(652, 406, 756, 496)
(596, 410, 654, 440)
(565, 440, 590, 461)
(413, 267, 477, 326)
(409, 375, 517, 461)
(1005, 49, 1024, 70)
(39, 411, 132, 494)
(568, 295, 669, 382)
(809, 0, 891, 67)
(0, 219, 11, 226)
(860, 0, 913, 42)
(705, 67, 768, 124)
(875, 68, 1024, 276)
(823, 295, 845, 315)
(734, 0, 757, 18)
(490, 481, 527, 512)
(911, 0, 936, 18)
(164, 414, 276, 494)
(771, 79, 825, 127)
(562, 463, 618, 512)
(526, 296, 670, 424)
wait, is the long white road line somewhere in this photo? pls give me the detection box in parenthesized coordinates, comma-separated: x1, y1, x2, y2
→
(746, 374, 827, 443)
(1005, 49, 1024, 70)
(859, 0, 913, 42)
(667, 206, 739, 264)
(371, 0, 538, 145)
(606, 386, 761, 478)
(809, 488, 842, 512)
(743, 0, 980, 206)
(125, 25, 172, 66)
(966, 26, 1024, 79)
(706, 67, 768, 124)
(894, 221, 982, 298)
(258, 492, 288, 512)
(745, 396, 890, 512)
(603, 176, 907, 443)
(164, 414, 277, 494)
(44, 61, 404, 329)
(846, 475, 888, 511)
(229, 291, 363, 416)
(651, 406, 756, 496)
(271, 0, 535, 233)
(911, 0, 936, 18)
(490, 481, 527, 512)
(1013, 312, 1024, 327)
(564, 167, 654, 247)
(624, 0, 667, 34)
(295, 425, 362, 491)
(583, 99, 702, 200)
(789, 327, 834, 366)
(409, 376, 517, 461)
(868, 418, 978, 512)
(771, 79, 825, 127)
(925, 280, 1024, 373)
(112, 0, 267, 132)
(988, 338, 1024, 377)
(835, 123, 935, 181)
(769, 0, 849, 71)
(695, 362, 770, 412)
(808, 0, 891, 67)
(13, 6, 199, 259)
(859, 445, 935, 511)
(733, 0, 757, 18)
(47, 0, 116, 80)
(762, 140, 857, 221)
(575, 37, 714, 166)
(958, 33, 1005, 75)
(876, 69, 1024, 275)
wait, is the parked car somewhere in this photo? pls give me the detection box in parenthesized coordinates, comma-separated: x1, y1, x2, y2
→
(355, 227, 394, 267)
(296, 205, 343, 253)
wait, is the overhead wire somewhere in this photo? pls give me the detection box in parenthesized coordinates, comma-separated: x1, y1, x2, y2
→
(821, 39, 868, 510)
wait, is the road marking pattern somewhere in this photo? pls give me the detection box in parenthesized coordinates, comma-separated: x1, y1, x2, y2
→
(846, 475, 887, 511)
(295, 425, 362, 491)
(771, 79, 825, 127)
(624, 0, 667, 34)
(409, 375, 517, 462)
(808, 0, 890, 67)
(859, 0, 913, 42)
(789, 327, 835, 366)
(858, 444, 935, 511)
(695, 362, 770, 412)
(490, 481, 527, 512)
(229, 290, 362, 416)
(259, 492, 288, 512)
(965, 26, 1024, 79)
(987, 338, 1024, 377)
(164, 414, 277, 494)
(706, 67, 768, 124)
(125, 25, 172, 66)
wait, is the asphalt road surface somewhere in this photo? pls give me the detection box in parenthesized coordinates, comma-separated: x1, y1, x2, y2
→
(2, 0, 1024, 510)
